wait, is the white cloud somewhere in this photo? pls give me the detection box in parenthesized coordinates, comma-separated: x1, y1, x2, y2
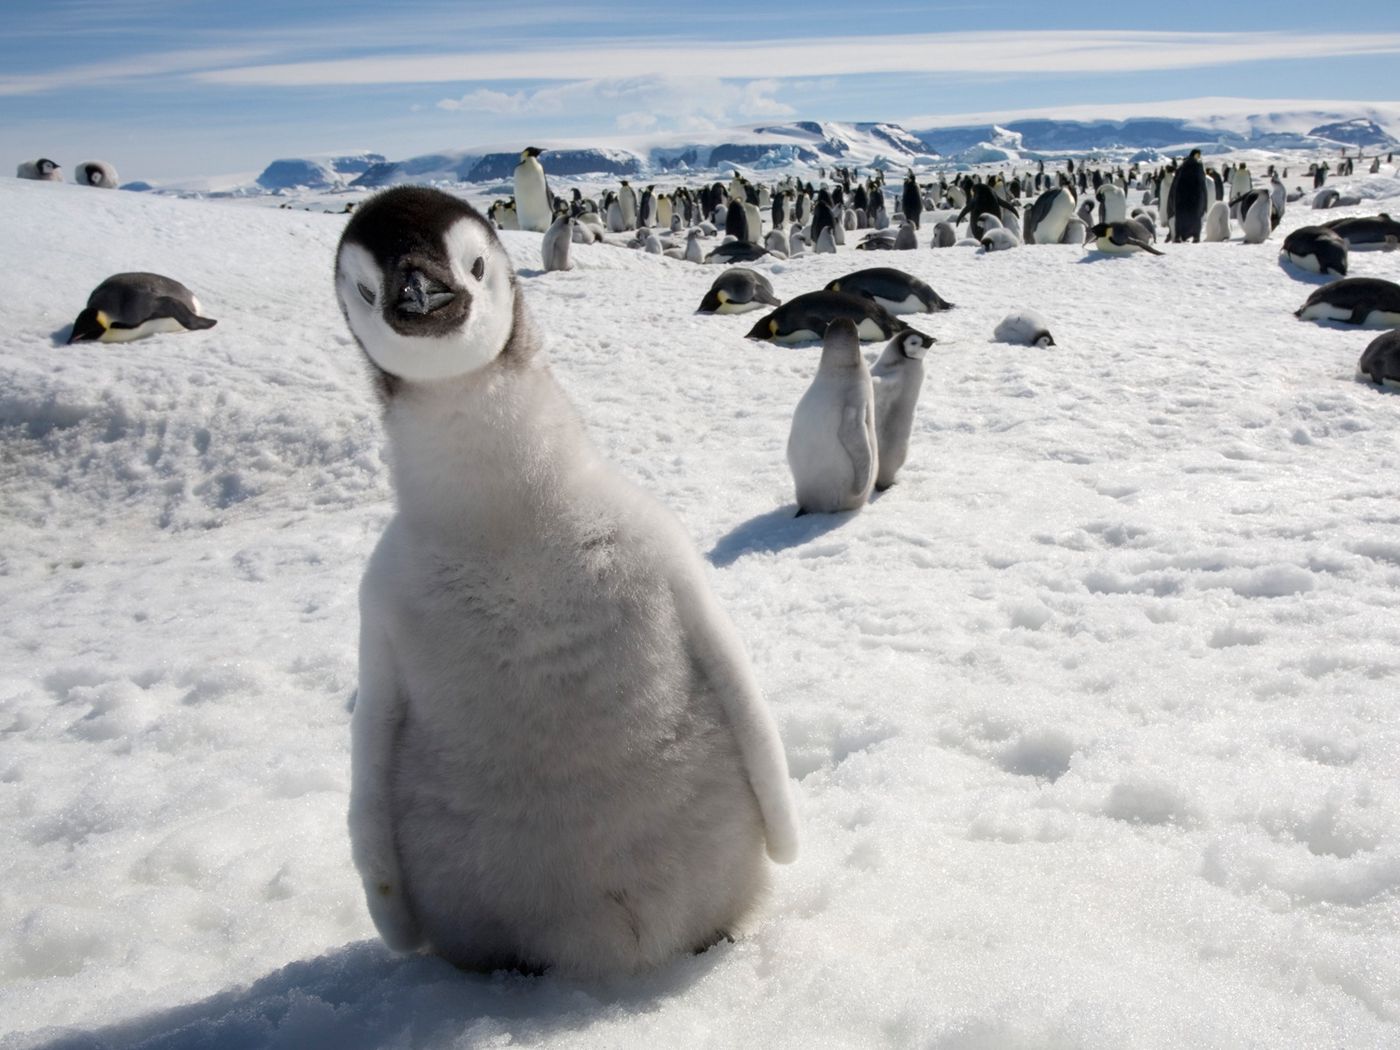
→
(435, 75, 794, 132)
(194, 31, 1400, 87)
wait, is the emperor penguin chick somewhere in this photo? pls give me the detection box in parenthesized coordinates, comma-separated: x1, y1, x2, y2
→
(787, 318, 878, 514)
(870, 330, 933, 490)
(334, 186, 799, 978)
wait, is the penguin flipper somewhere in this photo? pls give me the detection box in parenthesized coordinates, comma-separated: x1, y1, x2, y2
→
(669, 563, 800, 864)
(349, 616, 425, 951)
(1133, 240, 1165, 257)
(839, 403, 876, 498)
(156, 297, 218, 331)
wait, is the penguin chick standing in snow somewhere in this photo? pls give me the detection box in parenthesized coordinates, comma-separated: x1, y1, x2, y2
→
(513, 147, 552, 233)
(787, 318, 878, 515)
(540, 212, 574, 271)
(870, 330, 933, 490)
(334, 186, 798, 977)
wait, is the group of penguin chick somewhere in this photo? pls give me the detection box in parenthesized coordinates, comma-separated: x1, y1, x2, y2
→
(17, 156, 120, 189)
(693, 262, 1054, 516)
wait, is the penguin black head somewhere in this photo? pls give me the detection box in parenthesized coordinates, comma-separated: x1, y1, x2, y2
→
(897, 330, 935, 358)
(68, 307, 107, 344)
(521, 146, 544, 159)
(335, 187, 523, 391)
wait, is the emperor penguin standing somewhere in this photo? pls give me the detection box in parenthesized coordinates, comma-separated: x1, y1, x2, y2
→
(541, 211, 574, 271)
(334, 186, 799, 978)
(787, 318, 878, 515)
(513, 147, 552, 233)
(870, 330, 932, 490)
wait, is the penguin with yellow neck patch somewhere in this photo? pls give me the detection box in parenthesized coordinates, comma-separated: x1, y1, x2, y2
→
(68, 272, 218, 343)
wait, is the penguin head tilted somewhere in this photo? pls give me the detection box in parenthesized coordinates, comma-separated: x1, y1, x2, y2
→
(895, 330, 935, 359)
(335, 187, 524, 391)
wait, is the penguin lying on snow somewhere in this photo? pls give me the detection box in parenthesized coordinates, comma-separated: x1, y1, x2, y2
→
(69, 273, 218, 343)
(1357, 330, 1400, 389)
(993, 310, 1055, 347)
(706, 241, 771, 264)
(1091, 222, 1164, 256)
(825, 267, 953, 314)
(1295, 278, 1400, 327)
(747, 290, 914, 344)
(1321, 214, 1400, 251)
(75, 160, 119, 188)
(1281, 226, 1348, 276)
(334, 186, 798, 977)
(698, 267, 780, 314)
(17, 158, 62, 181)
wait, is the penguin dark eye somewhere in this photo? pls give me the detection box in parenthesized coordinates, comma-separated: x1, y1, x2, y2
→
(356, 282, 375, 305)
(470, 257, 485, 282)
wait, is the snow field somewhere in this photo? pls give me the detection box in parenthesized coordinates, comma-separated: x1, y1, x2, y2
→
(2, 169, 1399, 1048)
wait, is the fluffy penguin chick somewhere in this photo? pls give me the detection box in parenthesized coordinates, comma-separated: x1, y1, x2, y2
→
(871, 330, 933, 490)
(993, 310, 1055, 347)
(786, 318, 879, 514)
(335, 187, 799, 978)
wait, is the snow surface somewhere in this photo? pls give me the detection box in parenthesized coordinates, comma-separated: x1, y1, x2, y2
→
(3, 165, 1400, 1049)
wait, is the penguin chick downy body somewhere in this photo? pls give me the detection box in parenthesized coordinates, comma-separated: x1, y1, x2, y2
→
(870, 330, 933, 490)
(334, 186, 799, 978)
(787, 318, 878, 514)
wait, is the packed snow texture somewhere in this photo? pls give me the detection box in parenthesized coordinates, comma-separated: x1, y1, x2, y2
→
(2, 162, 1400, 1049)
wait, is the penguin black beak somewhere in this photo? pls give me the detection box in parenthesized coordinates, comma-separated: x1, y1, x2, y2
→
(396, 270, 456, 316)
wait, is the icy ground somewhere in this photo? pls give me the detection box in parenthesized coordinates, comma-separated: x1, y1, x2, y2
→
(2, 171, 1400, 1049)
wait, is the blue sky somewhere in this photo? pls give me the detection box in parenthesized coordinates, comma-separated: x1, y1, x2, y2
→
(4, 1, 1400, 180)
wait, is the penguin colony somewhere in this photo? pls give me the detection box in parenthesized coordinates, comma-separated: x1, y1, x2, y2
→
(30, 139, 1399, 977)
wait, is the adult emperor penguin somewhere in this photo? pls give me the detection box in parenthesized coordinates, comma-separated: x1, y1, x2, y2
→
(75, 160, 119, 188)
(334, 186, 798, 977)
(826, 267, 954, 314)
(870, 329, 933, 490)
(1024, 185, 1075, 244)
(16, 157, 62, 181)
(1294, 277, 1400, 326)
(787, 318, 878, 515)
(747, 290, 911, 344)
(698, 267, 781, 314)
(1091, 222, 1164, 256)
(1096, 183, 1127, 225)
(513, 147, 551, 233)
(68, 272, 218, 343)
(1169, 149, 1208, 242)
(540, 212, 574, 272)
(1357, 329, 1400, 388)
(1281, 226, 1348, 275)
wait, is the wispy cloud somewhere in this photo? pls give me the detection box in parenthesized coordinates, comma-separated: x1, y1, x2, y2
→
(193, 31, 1400, 87)
(436, 75, 794, 131)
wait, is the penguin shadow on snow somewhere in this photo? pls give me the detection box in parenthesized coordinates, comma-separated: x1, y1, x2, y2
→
(708, 504, 852, 567)
(1275, 257, 1335, 285)
(23, 939, 726, 1050)
(49, 324, 74, 346)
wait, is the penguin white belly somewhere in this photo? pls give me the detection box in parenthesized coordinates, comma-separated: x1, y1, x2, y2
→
(100, 316, 187, 342)
(514, 161, 551, 233)
(772, 327, 823, 345)
(372, 521, 766, 974)
(714, 299, 766, 314)
(873, 293, 927, 315)
(1284, 250, 1324, 274)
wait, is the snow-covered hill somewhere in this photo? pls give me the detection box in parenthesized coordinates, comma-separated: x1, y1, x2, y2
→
(3, 168, 1400, 1049)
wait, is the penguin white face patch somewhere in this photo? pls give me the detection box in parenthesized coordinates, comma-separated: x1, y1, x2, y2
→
(337, 215, 515, 383)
